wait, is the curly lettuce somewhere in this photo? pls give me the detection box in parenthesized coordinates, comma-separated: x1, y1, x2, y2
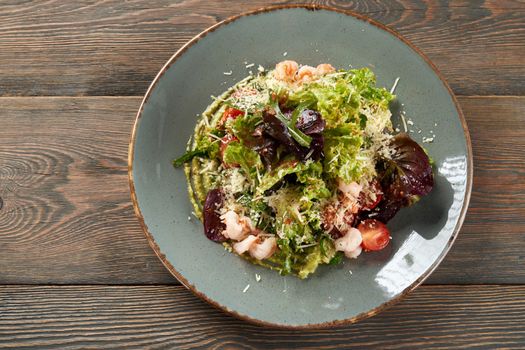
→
(287, 68, 394, 128)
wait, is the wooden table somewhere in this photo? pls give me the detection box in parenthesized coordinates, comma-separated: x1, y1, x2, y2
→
(1, 1, 524, 348)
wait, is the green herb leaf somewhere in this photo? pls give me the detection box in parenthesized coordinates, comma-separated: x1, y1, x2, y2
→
(359, 113, 368, 129)
(329, 251, 344, 265)
(270, 99, 312, 147)
(172, 149, 207, 167)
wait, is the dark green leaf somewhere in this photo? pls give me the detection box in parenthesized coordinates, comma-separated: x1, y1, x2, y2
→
(329, 251, 344, 265)
(172, 149, 207, 167)
(359, 113, 368, 129)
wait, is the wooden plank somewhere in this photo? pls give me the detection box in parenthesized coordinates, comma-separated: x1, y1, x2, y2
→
(0, 285, 524, 349)
(0, 96, 523, 285)
(0, 0, 523, 97)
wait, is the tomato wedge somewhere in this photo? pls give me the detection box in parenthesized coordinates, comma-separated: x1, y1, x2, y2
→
(357, 219, 391, 251)
(220, 107, 244, 127)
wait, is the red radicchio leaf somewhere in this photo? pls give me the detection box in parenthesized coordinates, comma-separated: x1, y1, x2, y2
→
(262, 110, 301, 154)
(388, 133, 434, 197)
(261, 108, 325, 163)
(295, 109, 326, 135)
(358, 133, 433, 224)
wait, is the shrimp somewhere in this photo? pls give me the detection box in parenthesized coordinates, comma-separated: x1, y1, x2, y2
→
(274, 60, 299, 82)
(249, 237, 277, 260)
(220, 210, 252, 241)
(316, 63, 335, 75)
(334, 228, 362, 256)
(345, 245, 362, 259)
(296, 65, 318, 83)
(338, 180, 362, 199)
(233, 235, 259, 255)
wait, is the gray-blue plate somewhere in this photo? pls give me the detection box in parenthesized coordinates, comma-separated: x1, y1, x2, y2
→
(129, 5, 473, 328)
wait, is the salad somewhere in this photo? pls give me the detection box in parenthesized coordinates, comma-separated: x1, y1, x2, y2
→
(174, 61, 433, 279)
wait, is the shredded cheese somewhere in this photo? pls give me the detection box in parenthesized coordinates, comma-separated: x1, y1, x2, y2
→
(401, 114, 408, 132)
(390, 77, 400, 93)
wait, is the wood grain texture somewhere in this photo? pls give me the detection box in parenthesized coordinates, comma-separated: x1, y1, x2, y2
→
(0, 285, 524, 349)
(0, 0, 523, 97)
(0, 97, 171, 284)
(0, 96, 523, 285)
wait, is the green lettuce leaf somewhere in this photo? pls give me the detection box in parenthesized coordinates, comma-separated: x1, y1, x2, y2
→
(229, 113, 263, 146)
(256, 160, 329, 196)
(295, 160, 331, 200)
(287, 68, 394, 129)
(323, 125, 365, 183)
(222, 141, 263, 182)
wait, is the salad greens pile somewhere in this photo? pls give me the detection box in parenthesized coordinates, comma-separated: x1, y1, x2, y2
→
(173, 63, 433, 278)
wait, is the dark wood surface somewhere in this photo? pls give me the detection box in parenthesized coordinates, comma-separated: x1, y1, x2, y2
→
(0, 0, 523, 96)
(0, 0, 524, 348)
(1, 285, 525, 349)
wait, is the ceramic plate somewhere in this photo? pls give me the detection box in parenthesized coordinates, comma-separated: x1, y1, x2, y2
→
(129, 5, 472, 328)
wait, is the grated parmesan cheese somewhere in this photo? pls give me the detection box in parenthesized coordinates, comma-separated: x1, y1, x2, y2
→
(242, 284, 250, 293)
(390, 77, 400, 94)
(221, 168, 249, 195)
(223, 71, 233, 76)
(400, 114, 408, 132)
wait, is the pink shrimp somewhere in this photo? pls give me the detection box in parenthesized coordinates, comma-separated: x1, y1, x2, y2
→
(233, 235, 259, 255)
(334, 227, 363, 258)
(220, 210, 252, 241)
(274, 60, 299, 82)
(296, 65, 318, 83)
(316, 63, 335, 75)
(249, 237, 277, 260)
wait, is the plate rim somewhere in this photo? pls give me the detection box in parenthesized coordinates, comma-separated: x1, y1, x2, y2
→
(128, 4, 473, 329)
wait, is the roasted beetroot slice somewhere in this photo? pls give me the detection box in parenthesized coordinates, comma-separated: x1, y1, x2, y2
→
(203, 189, 226, 242)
